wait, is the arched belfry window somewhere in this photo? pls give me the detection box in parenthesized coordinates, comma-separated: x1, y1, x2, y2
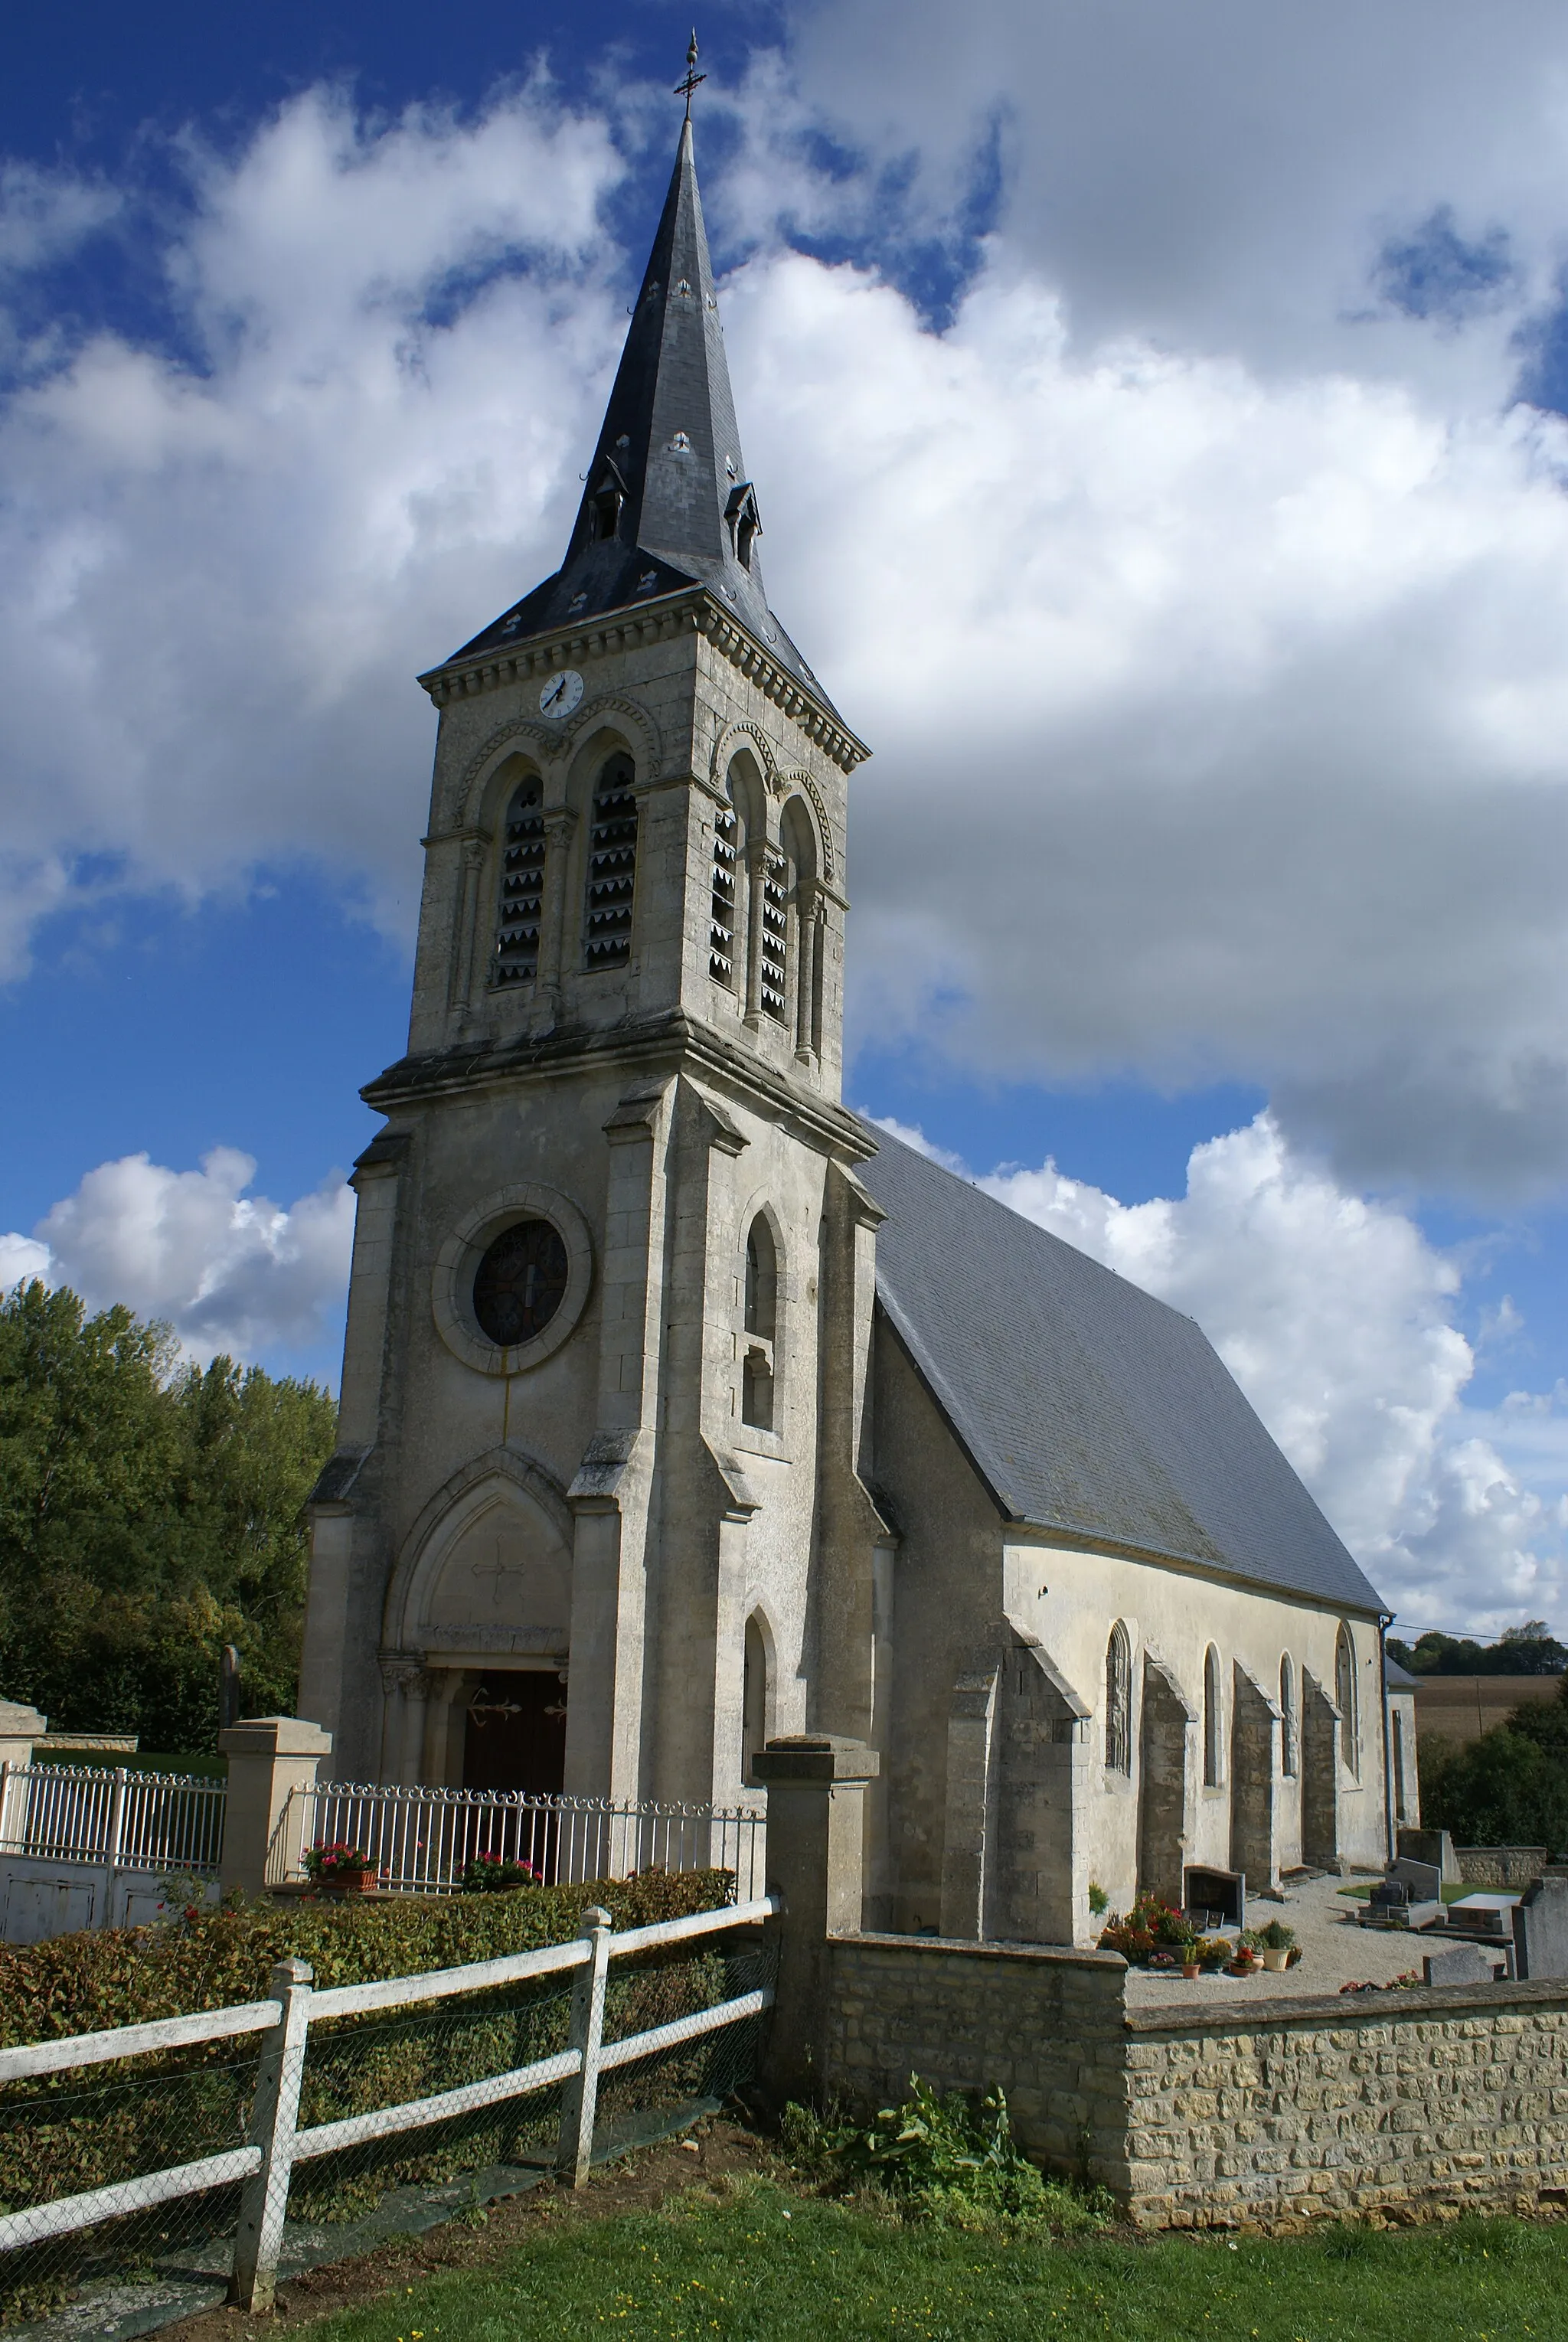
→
(1203, 1645, 1223, 1788)
(586, 461, 626, 544)
(759, 851, 788, 1020)
(494, 776, 545, 987)
(1105, 1622, 1132, 1775)
(1335, 1622, 1360, 1778)
(1280, 1654, 1298, 1779)
(741, 1214, 777, 1431)
(710, 778, 739, 988)
(780, 798, 821, 1057)
(583, 753, 637, 968)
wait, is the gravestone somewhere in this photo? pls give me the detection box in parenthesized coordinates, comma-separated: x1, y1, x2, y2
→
(1513, 1870, 1568, 1980)
(1390, 1857, 1442, 1904)
(1423, 1942, 1504, 1988)
(1398, 1828, 1460, 1883)
(1184, 1864, 1245, 1929)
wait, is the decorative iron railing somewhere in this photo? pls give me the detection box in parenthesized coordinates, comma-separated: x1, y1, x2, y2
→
(265, 1780, 766, 1901)
(0, 1764, 226, 1879)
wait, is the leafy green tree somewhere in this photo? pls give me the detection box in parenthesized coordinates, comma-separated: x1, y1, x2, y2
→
(1422, 1677, 1568, 1850)
(1388, 1621, 1568, 1676)
(0, 1280, 336, 1752)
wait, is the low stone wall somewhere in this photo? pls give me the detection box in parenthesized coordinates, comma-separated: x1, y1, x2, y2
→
(1456, 1845, 1550, 1889)
(821, 1933, 1129, 2184)
(1124, 1980, 1568, 2229)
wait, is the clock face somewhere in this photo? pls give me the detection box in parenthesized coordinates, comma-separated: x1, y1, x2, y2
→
(538, 668, 584, 720)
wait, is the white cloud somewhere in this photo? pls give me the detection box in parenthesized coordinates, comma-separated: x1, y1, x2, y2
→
(892, 1109, 1568, 1632)
(4, 1148, 354, 1367)
(0, 162, 119, 276)
(5, 62, 1568, 1194)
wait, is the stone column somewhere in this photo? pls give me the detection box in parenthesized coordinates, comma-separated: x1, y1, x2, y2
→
(219, 1717, 333, 1898)
(447, 835, 488, 1013)
(752, 1734, 877, 2107)
(538, 805, 577, 1005)
(399, 1671, 431, 1786)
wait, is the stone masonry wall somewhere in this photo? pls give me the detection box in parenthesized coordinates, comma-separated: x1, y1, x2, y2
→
(814, 1934, 1568, 2229)
(1456, 1846, 1549, 1889)
(1125, 1980, 1568, 2229)
(820, 1933, 1131, 2187)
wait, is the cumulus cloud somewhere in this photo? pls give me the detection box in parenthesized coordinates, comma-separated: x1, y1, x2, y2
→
(875, 1109, 1568, 1631)
(3, 1149, 354, 1367)
(6, 57, 1568, 1193)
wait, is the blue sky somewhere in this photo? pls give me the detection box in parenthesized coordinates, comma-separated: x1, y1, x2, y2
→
(6, 0, 1568, 1636)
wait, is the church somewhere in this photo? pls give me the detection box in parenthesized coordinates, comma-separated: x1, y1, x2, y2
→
(299, 103, 1411, 1945)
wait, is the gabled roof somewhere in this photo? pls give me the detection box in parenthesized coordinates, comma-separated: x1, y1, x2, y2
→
(448, 119, 833, 712)
(859, 1125, 1387, 1616)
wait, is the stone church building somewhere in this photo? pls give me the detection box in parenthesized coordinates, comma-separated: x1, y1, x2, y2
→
(301, 114, 1409, 1944)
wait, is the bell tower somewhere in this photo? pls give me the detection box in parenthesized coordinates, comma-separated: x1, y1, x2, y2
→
(301, 83, 882, 1811)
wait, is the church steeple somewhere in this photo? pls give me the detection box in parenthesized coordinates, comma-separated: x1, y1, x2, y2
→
(452, 110, 823, 701)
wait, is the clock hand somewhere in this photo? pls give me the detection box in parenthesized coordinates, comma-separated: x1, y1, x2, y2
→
(542, 677, 564, 707)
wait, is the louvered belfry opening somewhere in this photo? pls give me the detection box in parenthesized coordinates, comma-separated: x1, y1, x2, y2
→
(583, 753, 638, 968)
(759, 849, 788, 1019)
(494, 777, 545, 986)
(710, 792, 738, 985)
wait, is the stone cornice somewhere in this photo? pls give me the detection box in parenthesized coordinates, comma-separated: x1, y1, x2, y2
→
(361, 1008, 877, 1163)
(416, 588, 871, 776)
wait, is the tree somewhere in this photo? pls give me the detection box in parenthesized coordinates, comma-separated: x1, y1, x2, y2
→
(0, 1280, 336, 1752)
(1422, 1676, 1568, 1850)
(1387, 1622, 1568, 1677)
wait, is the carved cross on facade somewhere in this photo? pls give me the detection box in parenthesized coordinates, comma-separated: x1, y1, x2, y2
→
(472, 1542, 525, 1611)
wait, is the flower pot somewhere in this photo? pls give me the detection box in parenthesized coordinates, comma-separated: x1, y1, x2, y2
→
(1262, 1946, 1291, 1972)
(322, 1870, 378, 1894)
(1224, 1959, 1256, 1978)
(1182, 1961, 1201, 1980)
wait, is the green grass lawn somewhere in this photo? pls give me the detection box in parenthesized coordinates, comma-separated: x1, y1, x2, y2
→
(310, 2182, 1568, 2341)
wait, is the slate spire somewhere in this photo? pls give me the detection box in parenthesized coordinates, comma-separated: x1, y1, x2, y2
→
(452, 112, 823, 697)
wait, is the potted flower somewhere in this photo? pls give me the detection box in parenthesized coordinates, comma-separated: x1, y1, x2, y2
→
(1227, 1935, 1260, 1977)
(460, 1850, 541, 1893)
(304, 1843, 377, 1893)
(1253, 1919, 1298, 1973)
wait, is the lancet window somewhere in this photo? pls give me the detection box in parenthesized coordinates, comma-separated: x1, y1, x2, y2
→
(583, 753, 638, 968)
(1105, 1622, 1132, 1775)
(1335, 1622, 1359, 1777)
(758, 850, 788, 1019)
(741, 1214, 778, 1431)
(1203, 1645, 1223, 1788)
(1280, 1654, 1298, 1779)
(494, 776, 545, 987)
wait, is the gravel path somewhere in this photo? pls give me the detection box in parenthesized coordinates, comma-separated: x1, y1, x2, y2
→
(1122, 1872, 1442, 2009)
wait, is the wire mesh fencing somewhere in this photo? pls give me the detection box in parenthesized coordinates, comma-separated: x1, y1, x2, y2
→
(0, 1896, 776, 2334)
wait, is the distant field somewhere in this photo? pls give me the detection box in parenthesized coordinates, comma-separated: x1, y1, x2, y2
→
(1413, 1674, 1562, 1746)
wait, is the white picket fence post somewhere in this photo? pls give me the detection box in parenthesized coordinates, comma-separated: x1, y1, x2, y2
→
(556, 1906, 612, 2187)
(230, 1958, 315, 2311)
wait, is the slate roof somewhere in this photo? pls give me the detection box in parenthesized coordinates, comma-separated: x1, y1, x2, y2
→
(858, 1125, 1387, 1616)
(447, 119, 835, 713)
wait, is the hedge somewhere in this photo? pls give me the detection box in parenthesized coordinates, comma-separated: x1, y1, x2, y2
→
(0, 1868, 734, 2048)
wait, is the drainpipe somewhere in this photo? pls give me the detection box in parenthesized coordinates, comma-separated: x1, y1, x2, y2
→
(1377, 1612, 1396, 1863)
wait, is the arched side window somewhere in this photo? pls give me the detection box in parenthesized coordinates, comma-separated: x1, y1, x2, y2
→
(741, 1214, 778, 1431)
(1335, 1622, 1360, 1778)
(1105, 1622, 1132, 1776)
(583, 753, 638, 968)
(1203, 1645, 1223, 1788)
(742, 1612, 770, 1785)
(710, 778, 739, 987)
(494, 776, 545, 986)
(1279, 1654, 1298, 1779)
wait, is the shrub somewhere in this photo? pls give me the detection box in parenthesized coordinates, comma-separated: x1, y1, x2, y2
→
(786, 2076, 1114, 2236)
(0, 1867, 735, 2046)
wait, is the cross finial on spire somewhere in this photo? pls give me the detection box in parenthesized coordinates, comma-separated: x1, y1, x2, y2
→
(675, 28, 705, 119)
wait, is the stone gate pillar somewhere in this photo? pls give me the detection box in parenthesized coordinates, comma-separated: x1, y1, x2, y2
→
(752, 1734, 877, 2105)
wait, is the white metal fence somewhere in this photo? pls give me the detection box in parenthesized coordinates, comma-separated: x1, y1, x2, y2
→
(0, 1764, 226, 1879)
(0, 1893, 778, 2311)
(267, 1781, 767, 1902)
